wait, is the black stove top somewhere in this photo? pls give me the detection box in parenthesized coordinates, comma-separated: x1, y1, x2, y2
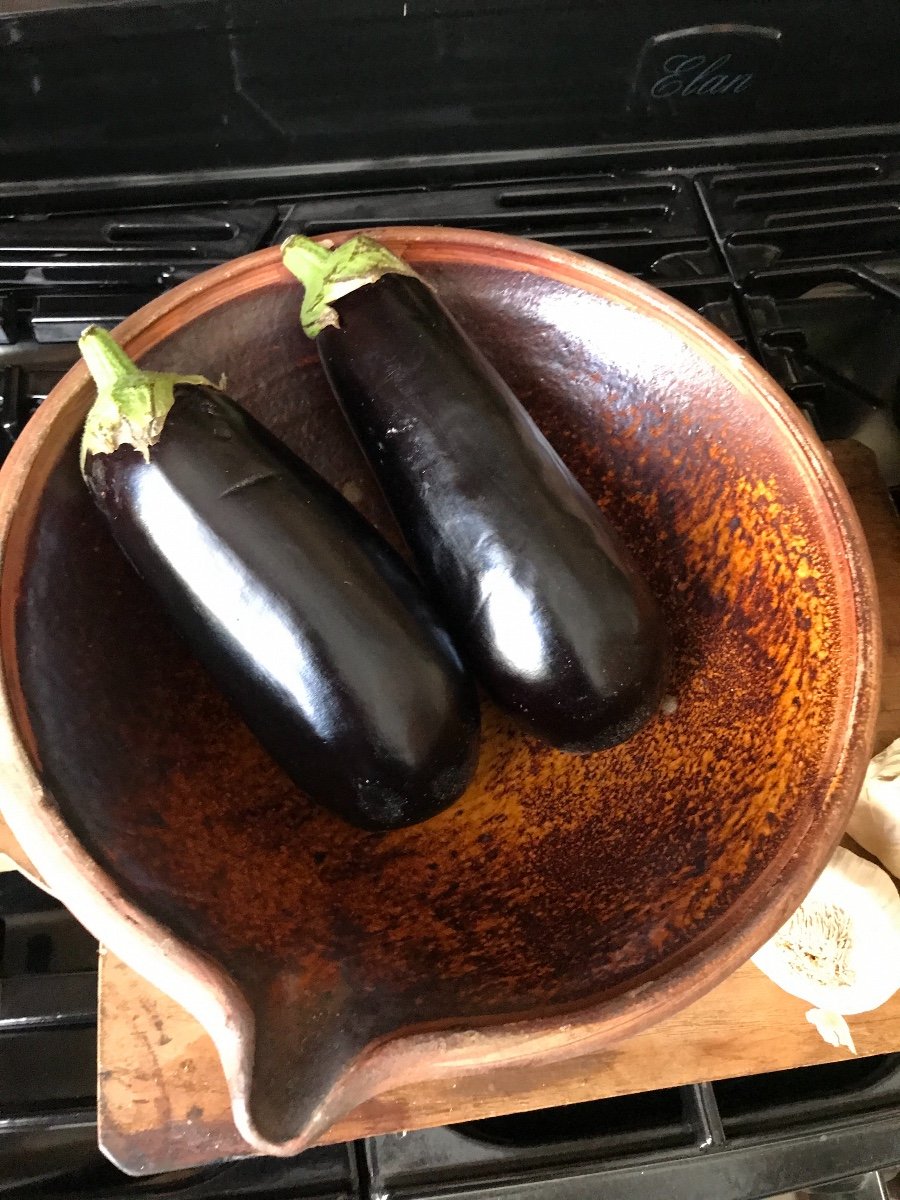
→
(6, 149, 900, 496)
(3, 148, 900, 1200)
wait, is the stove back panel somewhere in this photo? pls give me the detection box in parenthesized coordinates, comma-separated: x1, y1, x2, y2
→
(3, 0, 900, 191)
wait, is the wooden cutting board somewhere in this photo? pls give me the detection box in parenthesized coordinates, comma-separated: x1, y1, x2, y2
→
(97, 954, 900, 1174)
(4, 439, 900, 1175)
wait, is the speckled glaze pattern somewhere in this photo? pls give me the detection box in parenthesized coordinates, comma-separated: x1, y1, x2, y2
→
(0, 229, 879, 1156)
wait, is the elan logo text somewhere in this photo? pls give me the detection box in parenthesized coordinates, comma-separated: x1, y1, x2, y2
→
(650, 53, 754, 99)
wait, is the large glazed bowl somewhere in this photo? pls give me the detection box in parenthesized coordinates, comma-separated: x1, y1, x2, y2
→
(0, 228, 879, 1157)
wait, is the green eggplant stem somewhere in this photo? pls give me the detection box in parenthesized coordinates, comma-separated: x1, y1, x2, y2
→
(78, 325, 211, 471)
(281, 234, 420, 339)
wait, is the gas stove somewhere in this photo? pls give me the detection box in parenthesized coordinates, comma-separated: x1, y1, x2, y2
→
(3, 144, 900, 1200)
(5, 0, 900, 1195)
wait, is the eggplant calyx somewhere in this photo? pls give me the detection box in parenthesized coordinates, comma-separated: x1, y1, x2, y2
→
(281, 234, 420, 338)
(78, 326, 212, 472)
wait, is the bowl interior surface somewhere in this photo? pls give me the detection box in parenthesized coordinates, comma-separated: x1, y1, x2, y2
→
(2, 239, 870, 1147)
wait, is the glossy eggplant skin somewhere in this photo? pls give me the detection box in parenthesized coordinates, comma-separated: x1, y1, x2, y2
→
(317, 274, 667, 753)
(83, 383, 480, 830)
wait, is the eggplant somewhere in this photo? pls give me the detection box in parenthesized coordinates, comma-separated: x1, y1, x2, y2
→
(282, 236, 668, 753)
(77, 326, 479, 830)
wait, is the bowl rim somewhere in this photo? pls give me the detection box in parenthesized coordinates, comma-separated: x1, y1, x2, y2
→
(0, 226, 881, 1158)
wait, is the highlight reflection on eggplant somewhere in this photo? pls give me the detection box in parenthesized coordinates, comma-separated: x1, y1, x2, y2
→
(77, 327, 480, 831)
(282, 235, 668, 753)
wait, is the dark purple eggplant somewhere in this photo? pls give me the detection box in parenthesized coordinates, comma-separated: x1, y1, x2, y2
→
(282, 236, 668, 753)
(77, 326, 479, 830)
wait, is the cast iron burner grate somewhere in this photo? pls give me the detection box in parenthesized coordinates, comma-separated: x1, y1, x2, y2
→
(367, 1066, 900, 1198)
(740, 263, 900, 502)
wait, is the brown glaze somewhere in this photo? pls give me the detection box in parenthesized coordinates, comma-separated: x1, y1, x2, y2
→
(0, 229, 880, 1156)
